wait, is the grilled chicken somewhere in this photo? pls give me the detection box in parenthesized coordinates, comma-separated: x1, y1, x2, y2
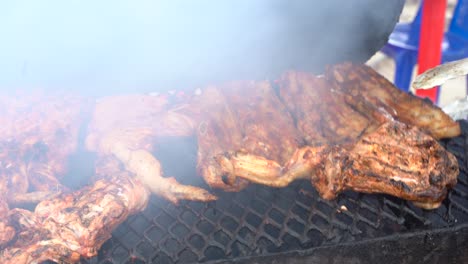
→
(278, 71, 377, 145)
(317, 121, 458, 209)
(0, 61, 460, 264)
(215, 120, 458, 209)
(196, 63, 459, 208)
(0, 173, 150, 264)
(0, 91, 90, 205)
(187, 81, 302, 191)
(0, 199, 15, 247)
(81, 62, 459, 209)
(0, 221, 14, 248)
(222, 81, 302, 163)
(85, 94, 216, 204)
(187, 86, 249, 191)
(326, 62, 461, 139)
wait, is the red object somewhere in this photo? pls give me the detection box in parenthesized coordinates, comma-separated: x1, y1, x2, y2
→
(415, 0, 447, 103)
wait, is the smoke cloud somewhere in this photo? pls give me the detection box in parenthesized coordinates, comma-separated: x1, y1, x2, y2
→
(0, 0, 404, 96)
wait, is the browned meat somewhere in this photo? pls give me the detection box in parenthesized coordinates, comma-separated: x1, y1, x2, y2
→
(0, 198, 15, 247)
(316, 121, 458, 209)
(187, 86, 249, 191)
(85, 94, 216, 204)
(186, 80, 303, 192)
(194, 63, 459, 209)
(0, 91, 91, 205)
(278, 71, 376, 145)
(0, 173, 150, 263)
(222, 81, 302, 163)
(0, 61, 459, 263)
(0, 198, 7, 217)
(215, 121, 458, 209)
(326, 62, 461, 139)
(0, 222, 14, 248)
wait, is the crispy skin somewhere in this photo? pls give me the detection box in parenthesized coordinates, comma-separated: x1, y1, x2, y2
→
(0, 199, 15, 247)
(0, 198, 7, 217)
(188, 81, 302, 191)
(217, 121, 458, 209)
(188, 86, 249, 191)
(315, 121, 458, 209)
(326, 62, 461, 139)
(0, 91, 90, 205)
(222, 81, 302, 163)
(0, 173, 150, 263)
(86, 94, 216, 204)
(0, 222, 14, 248)
(278, 71, 375, 145)
(0, 62, 459, 262)
(201, 63, 459, 208)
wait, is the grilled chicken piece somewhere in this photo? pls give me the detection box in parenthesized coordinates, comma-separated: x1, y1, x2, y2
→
(278, 71, 376, 145)
(85, 94, 216, 204)
(0, 198, 15, 247)
(0, 173, 150, 263)
(0, 222, 14, 248)
(0, 91, 90, 205)
(326, 62, 461, 139)
(198, 63, 459, 208)
(187, 86, 249, 191)
(317, 121, 458, 209)
(216, 121, 458, 209)
(222, 81, 302, 163)
(188, 81, 302, 191)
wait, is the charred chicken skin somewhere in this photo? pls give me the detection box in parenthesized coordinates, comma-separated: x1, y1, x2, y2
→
(0, 91, 90, 205)
(218, 121, 458, 209)
(185, 81, 303, 192)
(0, 62, 461, 263)
(0, 172, 149, 263)
(184, 63, 459, 209)
(326, 62, 461, 139)
(0, 91, 91, 254)
(83, 62, 459, 208)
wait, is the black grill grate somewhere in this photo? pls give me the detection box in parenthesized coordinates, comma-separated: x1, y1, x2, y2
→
(78, 121, 468, 264)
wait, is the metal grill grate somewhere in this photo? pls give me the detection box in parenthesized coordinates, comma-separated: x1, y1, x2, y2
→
(77, 121, 468, 264)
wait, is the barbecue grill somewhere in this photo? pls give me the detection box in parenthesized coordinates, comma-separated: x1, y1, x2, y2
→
(4, 1, 464, 263)
(48, 120, 468, 264)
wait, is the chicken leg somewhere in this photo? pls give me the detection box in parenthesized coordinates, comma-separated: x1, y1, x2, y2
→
(86, 94, 216, 204)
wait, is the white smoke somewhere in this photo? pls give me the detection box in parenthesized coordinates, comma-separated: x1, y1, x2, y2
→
(0, 0, 404, 96)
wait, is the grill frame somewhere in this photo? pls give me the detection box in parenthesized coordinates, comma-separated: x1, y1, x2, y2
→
(73, 120, 468, 264)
